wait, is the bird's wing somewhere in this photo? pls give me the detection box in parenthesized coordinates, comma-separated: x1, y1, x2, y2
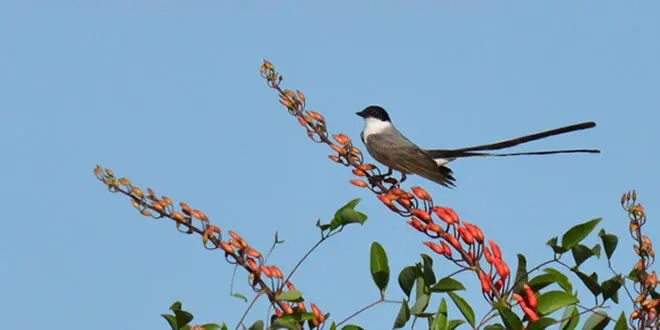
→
(366, 133, 456, 187)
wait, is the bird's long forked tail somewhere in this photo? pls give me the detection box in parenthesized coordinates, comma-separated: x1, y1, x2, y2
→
(424, 121, 600, 159)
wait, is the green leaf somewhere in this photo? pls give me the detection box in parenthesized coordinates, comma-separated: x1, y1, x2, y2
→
(338, 208, 368, 225)
(448, 320, 465, 330)
(411, 293, 431, 316)
(601, 275, 624, 303)
(170, 301, 183, 311)
(271, 317, 297, 330)
(430, 277, 465, 292)
(162, 314, 177, 330)
(560, 218, 601, 250)
(174, 310, 194, 327)
(275, 290, 303, 302)
(527, 318, 556, 330)
(494, 303, 523, 330)
(414, 267, 427, 303)
(582, 311, 609, 330)
(571, 244, 596, 267)
(544, 268, 573, 293)
(248, 320, 264, 330)
(448, 292, 475, 327)
(421, 254, 437, 285)
(614, 312, 627, 330)
(232, 292, 248, 302)
(201, 323, 222, 330)
(430, 298, 448, 330)
(536, 291, 578, 315)
(333, 198, 361, 219)
(329, 198, 366, 230)
(340, 325, 365, 330)
(573, 270, 600, 296)
(598, 229, 618, 260)
(329, 322, 337, 330)
(528, 273, 557, 292)
(591, 243, 601, 258)
(393, 299, 410, 328)
(398, 266, 417, 298)
(513, 254, 528, 294)
(370, 242, 390, 294)
(483, 325, 505, 330)
(558, 306, 579, 330)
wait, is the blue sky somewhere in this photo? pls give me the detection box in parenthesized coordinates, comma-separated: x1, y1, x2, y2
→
(1, 2, 658, 329)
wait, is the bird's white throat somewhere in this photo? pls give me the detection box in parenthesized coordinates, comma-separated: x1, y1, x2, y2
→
(362, 117, 393, 142)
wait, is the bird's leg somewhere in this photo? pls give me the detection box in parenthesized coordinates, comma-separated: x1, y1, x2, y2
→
(368, 167, 393, 187)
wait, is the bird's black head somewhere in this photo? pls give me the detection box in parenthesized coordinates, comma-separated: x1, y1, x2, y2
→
(356, 105, 391, 122)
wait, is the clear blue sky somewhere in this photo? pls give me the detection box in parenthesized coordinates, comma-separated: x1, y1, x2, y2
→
(1, 2, 658, 329)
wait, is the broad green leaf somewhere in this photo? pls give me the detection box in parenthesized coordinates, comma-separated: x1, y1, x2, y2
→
(201, 323, 222, 330)
(573, 270, 600, 296)
(560, 218, 601, 250)
(483, 325, 505, 330)
(271, 317, 297, 330)
(614, 312, 627, 330)
(275, 290, 303, 302)
(571, 244, 595, 267)
(559, 306, 579, 330)
(430, 277, 465, 292)
(536, 291, 578, 315)
(370, 242, 390, 294)
(513, 254, 528, 294)
(448, 320, 465, 330)
(546, 236, 568, 254)
(421, 254, 437, 285)
(333, 198, 361, 219)
(544, 268, 573, 293)
(338, 208, 367, 225)
(393, 299, 410, 329)
(398, 266, 417, 298)
(411, 293, 431, 316)
(232, 293, 248, 302)
(601, 275, 624, 303)
(528, 274, 557, 292)
(494, 303, 523, 330)
(448, 292, 475, 327)
(248, 320, 264, 330)
(430, 298, 448, 330)
(340, 325, 365, 330)
(591, 243, 601, 258)
(582, 311, 609, 330)
(598, 229, 618, 260)
(415, 267, 427, 303)
(527, 317, 556, 330)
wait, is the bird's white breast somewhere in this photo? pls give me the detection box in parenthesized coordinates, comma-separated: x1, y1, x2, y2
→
(362, 118, 393, 143)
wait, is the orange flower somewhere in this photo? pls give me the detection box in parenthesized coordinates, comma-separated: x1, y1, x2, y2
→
(219, 241, 234, 254)
(352, 169, 366, 176)
(328, 155, 341, 163)
(458, 226, 475, 245)
(425, 222, 443, 234)
(483, 247, 494, 264)
(407, 217, 425, 231)
(424, 241, 444, 255)
(333, 133, 351, 145)
(478, 270, 491, 293)
(410, 186, 432, 200)
(488, 239, 502, 259)
(286, 281, 296, 290)
(330, 144, 345, 154)
(245, 247, 262, 258)
(442, 232, 462, 249)
(411, 208, 432, 223)
(440, 241, 452, 257)
(357, 163, 376, 171)
(307, 111, 325, 122)
(350, 179, 368, 188)
(432, 206, 456, 225)
(523, 284, 537, 309)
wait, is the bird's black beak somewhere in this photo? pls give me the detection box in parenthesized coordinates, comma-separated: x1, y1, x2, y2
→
(355, 110, 365, 118)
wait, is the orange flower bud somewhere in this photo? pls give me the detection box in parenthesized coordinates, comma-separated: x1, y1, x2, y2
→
(330, 144, 345, 154)
(494, 259, 510, 279)
(171, 211, 185, 222)
(282, 303, 294, 315)
(441, 241, 452, 257)
(463, 222, 484, 243)
(228, 231, 242, 242)
(274, 307, 283, 317)
(245, 247, 262, 258)
(296, 301, 307, 312)
(512, 293, 525, 305)
(140, 209, 152, 217)
(443, 233, 462, 249)
(521, 305, 539, 321)
(104, 168, 114, 176)
(483, 247, 494, 264)
(478, 270, 491, 293)
(286, 281, 296, 290)
(488, 239, 502, 259)
(407, 217, 425, 231)
(523, 284, 537, 309)
(131, 199, 140, 209)
(296, 90, 305, 103)
(458, 226, 475, 245)
(190, 209, 207, 221)
(396, 199, 412, 208)
(333, 133, 351, 145)
(307, 111, 325, 122)
(297, 116, 307, 127)
(410, 186, 432, 200)
(328, 155, 341, 163)
(352, 169, 366, 176)
(119, 177, 131, 186)
(131, 187, 144, 199)
(424, 241, 444, 255)
(220, 241, 234, 254)
(311, 303, 324, 322)
(270, 265, 284, 278)
(411, 208, 432, 223)
(357, 163, 376, 171)
(260, 265, 273, 277)
(229, 239, 241, 249)
(180, 202, 192, 215)
(245, 258, 258, 271)
(151, 202, 164, 213)
(432, 206, 456, 225)
(425, 222, 443, 234)
(350, 179, 368, 188)
(93, 165, 102, 176)
(280, 98, 292, 108)
(377, 194, 393, 206)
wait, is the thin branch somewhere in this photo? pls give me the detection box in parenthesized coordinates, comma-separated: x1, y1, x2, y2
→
(337, 298, 385, 327)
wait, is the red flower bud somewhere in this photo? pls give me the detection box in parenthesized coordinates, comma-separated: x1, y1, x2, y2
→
(286, 281, 296, 290)
(333, 133, 351, 145)
(441, 241, 452, 257)
(432, 206, 456, 225)
(425, 222, 443, 234)
(328, 155, 341, 163)
(488, 239, 502, 260)
(443, 232, 462, 249)
(350, 179, 368, 188)
(282, 303, 294, 314)
(219, 241, 234, 254)
(407, 217, 425, 231)
(458, 226, 475, 245)
(357, 163, 376, 171)
(523, 284, 537, 310)
(411, 208, 432, 223)
(478, 270, 491, 293)
(307, 111, 325, 122)
(483, 247, 494, 264)
(352, 169, 366, 176)
(424, 241, 444, 255)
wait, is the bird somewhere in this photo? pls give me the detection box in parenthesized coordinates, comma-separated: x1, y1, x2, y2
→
(355, 105, 600, 188)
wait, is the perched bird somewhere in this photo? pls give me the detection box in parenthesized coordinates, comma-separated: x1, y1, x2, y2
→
(356, 105, 599, 187)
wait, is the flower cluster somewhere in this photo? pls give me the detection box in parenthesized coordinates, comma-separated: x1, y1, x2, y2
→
(622, 190, 659, 328)
(260, 60, 517, 305)
(93, 165, 326, 327)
